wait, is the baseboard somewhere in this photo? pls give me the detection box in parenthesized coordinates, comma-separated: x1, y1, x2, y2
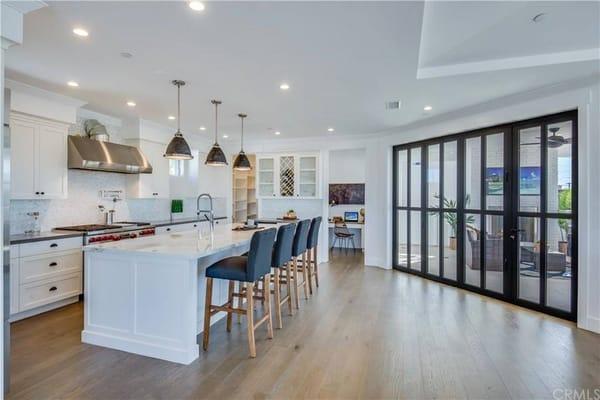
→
(9, 296, 79, 322)
(364, 257, 391, 269)
(578, 316, 600, 334)
(81, 330, 199, 365)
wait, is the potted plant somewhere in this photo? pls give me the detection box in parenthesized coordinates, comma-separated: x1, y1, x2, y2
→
(434, 195, 475, 250)
(557, 189, 571, 254)
(284, 209, 297, 220)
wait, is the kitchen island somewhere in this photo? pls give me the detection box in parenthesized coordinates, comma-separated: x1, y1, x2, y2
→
(82, 223, 283, 364)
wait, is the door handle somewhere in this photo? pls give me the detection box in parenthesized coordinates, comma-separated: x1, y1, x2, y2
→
(507, 228, 525, 240)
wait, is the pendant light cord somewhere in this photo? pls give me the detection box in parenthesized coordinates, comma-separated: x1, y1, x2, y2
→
(241, 116, 244, 151)
(177, 83, 181, 133)
(214, 102, 219, 144)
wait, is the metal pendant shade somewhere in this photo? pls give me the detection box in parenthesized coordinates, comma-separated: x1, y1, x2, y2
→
(164, 80, 193, 160)
(233, 113, 251, 171)
(205, 100, 228, 166)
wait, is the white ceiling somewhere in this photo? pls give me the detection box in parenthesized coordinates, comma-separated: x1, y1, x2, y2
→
(5, 1, 599, 142)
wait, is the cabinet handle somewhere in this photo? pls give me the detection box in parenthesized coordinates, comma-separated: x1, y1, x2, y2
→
(49, 286, 57, 292)
(35, 191, 40, 195)
(193, 224, 197, 228)
(49, 243, 58, 248)
(166, 228, 171, 232)
(41, 192, 45, 195)
(49, 262, 58, 267)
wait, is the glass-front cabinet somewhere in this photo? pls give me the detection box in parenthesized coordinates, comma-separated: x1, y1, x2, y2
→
(256, 153, 320, 198)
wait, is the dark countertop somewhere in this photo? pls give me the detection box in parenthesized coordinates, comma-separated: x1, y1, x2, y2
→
(10, 231, 84, 245)
(10, 216, 228, 245)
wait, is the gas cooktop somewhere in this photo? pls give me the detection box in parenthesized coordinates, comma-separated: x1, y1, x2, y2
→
(55, 224, 121, 232)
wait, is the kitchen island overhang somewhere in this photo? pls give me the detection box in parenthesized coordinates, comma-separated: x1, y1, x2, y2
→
(81, 225, 280, 364)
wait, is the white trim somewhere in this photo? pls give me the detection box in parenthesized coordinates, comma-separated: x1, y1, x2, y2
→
(417, 48, 600, 79)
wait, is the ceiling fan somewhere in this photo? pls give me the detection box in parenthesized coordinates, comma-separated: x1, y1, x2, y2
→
(520, 127, 571, 148)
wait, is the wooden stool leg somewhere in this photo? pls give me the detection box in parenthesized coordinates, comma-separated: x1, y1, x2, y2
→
(302, 252, 309, 300)
(292, 257, 300, 309)
(237, 281, 244, 324)
(307, 249, 313, 295)
(264, 275, 274, 339)
(286, 261, 294, 316)
(246, 282, 256, 358)
(273, 268, 283, 329)
(314, 245, 320, 288)
(226, 280, 234, 332)
(202, 277, 214, 351)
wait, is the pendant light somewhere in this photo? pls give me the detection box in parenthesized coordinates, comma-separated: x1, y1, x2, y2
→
(233, 113, 251, 171)
(164, 80, 193, 160)
(205, 99, 228, 166)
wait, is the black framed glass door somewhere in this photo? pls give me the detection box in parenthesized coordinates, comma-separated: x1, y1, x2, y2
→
(392, 110, 577, 321)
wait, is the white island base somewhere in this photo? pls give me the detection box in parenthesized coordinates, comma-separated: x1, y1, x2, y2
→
(81, 226, 267, 364)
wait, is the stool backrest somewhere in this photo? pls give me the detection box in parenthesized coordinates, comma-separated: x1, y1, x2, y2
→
(272, 223, 295, 268)
(307, 216, 322, 249)
(246, 228, 277, 281)
(292, 219, 311, 257)
(334, 222, 352, 236)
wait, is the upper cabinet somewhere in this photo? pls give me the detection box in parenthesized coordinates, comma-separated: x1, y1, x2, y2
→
(256, 153, 320, 199)
(126, 139, 170, 199)
(10, 113, 68, 200)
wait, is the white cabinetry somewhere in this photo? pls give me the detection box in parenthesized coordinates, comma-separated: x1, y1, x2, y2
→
(10, 237, 83, 321)
(127, 139, 170, 199)
(10, 113, 68, 199)
(256, 153, 320, 198)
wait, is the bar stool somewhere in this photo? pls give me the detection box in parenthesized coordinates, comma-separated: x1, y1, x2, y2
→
(331, 222, 356, 252)
(291, 219, 311, 309)
(202, 228, 277, 358)
(271, 223, 295, 329)
(306, 216, 322, 294)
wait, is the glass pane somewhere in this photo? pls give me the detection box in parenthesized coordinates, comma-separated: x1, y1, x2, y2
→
(484, 215, 503, 293)
(465, 137, 481, 209)
(299, 184, 316, 197)
(300, 170, 316, 184)
(427, 212, 440, 276)
(259, 171, 274, 184)
(410, 148, 421, 207)
(547, 121, 573, 214)
(299, 156, 316, 170)
(259, 158, 274, 170)
(396, 210, 408, 267)
(397, 150, 408, 207)
(428, 144, 440, 208)
(546, 218, 572, 311)
(443, 141, 457, 207)
(518, 217, 540, 304)
(485, 133, 504, 211)
(410, 211, 421, 270)
(464, 213, 481, 286)
(519, 126, 542, 212)
(279, 156, 295, 197)
(443, 212, 458, 281)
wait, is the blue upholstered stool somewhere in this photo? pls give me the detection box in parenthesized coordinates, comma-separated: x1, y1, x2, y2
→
(291, 219, 311, 309)
(202, 228, 277, 358)
(306, 217, 322, 294)
(270, 223, 296, 329)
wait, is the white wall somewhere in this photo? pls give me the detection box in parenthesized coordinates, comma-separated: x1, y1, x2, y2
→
(329, 148, 366, 183)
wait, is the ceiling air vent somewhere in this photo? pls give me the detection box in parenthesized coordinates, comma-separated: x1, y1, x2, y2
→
(386, 100, 401, 110)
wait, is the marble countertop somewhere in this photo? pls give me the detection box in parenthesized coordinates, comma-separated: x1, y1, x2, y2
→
(10, 230, 84, 245)
(148, 215, 227, 227)
(83, 223, 283, 260)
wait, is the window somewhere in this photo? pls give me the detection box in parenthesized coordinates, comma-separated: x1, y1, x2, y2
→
(169, 159, 185, 177)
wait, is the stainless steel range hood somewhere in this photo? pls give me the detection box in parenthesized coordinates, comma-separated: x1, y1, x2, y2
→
(68, 135, 153, 174)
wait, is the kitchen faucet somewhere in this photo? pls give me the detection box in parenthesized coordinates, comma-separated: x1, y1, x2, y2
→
(196, 193, 214, 236)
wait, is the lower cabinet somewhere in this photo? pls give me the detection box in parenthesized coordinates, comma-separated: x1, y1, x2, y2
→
(10, 238, 83, 321)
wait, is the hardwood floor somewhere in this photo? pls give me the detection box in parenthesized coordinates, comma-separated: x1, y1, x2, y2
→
(7, 252, 600, 399)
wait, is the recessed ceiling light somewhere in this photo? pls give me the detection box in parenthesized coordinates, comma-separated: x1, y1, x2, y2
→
(127, 101, 136, 107)
(72, 27, 88, 37)
(327, 127, 335, 132)
(189, 1, 205, 11)
(279, 83, 290, 90)
(223, 134, 229, 139)
(424, 105, 433, 111)
(532, 13, 546, 23)
(168, 115, 176, 120)
(67, 81, 79, 87)
(274, 131, 281, 135)
(199, 126, 206, 131)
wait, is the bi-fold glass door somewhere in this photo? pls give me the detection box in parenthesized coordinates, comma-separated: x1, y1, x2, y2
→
(393, 111, 577, 321)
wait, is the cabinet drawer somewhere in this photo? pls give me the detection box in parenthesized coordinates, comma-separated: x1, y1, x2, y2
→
(20, 273, 82, 312)
(20, 251, 82, 284)
(19, 237, 82, 257)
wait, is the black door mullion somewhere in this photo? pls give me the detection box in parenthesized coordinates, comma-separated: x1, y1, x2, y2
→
(505, 127, 515, 299)
(457, 138, 466, 285)
(480, 134, 487, 290)
(439, 142, 445, 278)
(540, 122, 548, 308)
(407, 148, 411, 271)
(422, 145, 428, 275)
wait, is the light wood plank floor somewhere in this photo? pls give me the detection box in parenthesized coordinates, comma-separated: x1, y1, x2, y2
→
(7, 252, 600, 399)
